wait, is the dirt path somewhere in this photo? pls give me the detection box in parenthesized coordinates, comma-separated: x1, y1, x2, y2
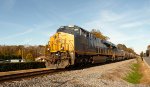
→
(140, 59, 150, 85)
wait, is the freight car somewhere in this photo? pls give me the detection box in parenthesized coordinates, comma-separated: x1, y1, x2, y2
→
(45, 25, 135, 69)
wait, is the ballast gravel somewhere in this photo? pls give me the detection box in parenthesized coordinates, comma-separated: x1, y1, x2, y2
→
(0, 59, 149, 87)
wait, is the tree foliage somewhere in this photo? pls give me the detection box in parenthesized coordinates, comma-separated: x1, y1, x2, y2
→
(16, 49, 22, 56)
(25, 53, 34, 62)
(117, 44, 136, 54)
(117, 44, 127, 51)
(91, 29, 109, 40)
(147, 45, 150, 50)
(0, 45, 45, 61)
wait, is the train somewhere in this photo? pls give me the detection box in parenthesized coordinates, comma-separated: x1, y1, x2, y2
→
(45, 25, 136, 69)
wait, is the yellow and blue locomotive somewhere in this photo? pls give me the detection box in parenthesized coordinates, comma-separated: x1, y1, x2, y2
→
(45, 25, 135, 69)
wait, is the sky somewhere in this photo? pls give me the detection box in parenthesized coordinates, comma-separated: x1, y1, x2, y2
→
(0, 0, 150, 54)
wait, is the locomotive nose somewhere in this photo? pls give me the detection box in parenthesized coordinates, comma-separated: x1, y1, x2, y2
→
(49, 32, 64, 52)
(46, 31, 75, 69)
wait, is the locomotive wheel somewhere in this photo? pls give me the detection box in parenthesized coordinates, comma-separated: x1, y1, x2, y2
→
(89, 57, 94, 64)
(112, 54, 116, 61)
(61, 52, 68, 59)
(82, 58, 86, 66)
(106, 56, 111, 62)
(80, 58, 84, 66)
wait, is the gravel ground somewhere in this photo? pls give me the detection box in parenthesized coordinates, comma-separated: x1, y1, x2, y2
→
(0, 59, 149, 87)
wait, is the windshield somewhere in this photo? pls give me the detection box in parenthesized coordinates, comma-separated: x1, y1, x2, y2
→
(57, 26, 80, 35)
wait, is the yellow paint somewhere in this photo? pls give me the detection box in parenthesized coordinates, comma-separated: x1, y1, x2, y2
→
(47, 32, 74, 53)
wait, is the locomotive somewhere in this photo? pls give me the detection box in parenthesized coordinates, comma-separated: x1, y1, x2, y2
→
(45, 25, 135, 69)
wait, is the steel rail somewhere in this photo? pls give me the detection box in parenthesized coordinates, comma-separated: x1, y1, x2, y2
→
(0, 68, 64, 82)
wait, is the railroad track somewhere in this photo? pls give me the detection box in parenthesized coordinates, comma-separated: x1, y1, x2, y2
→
(0, 59, 134, 82)
(0, 68, 64, 81)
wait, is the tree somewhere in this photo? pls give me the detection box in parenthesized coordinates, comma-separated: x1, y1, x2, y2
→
(117, 44, 127, 51)
(0, 45, 46, 61)
(91, 29, 109, 40)
(126, 48, 134, 53)
(147, 45, 150, 50)
(117, 44, 136, 54)
(25, 53, 34, 62)
(16, 49, 22, 56)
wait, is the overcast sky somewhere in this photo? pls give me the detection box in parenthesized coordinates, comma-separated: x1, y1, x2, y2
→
(0, 0, 150, 54)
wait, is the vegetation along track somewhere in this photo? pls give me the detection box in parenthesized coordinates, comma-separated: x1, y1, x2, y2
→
(0, 68, 65, 82)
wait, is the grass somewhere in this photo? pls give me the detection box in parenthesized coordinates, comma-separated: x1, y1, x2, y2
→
(124, 63, 142, 84)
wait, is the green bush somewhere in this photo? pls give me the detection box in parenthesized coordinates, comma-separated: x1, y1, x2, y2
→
(0, 62, 46, 72)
